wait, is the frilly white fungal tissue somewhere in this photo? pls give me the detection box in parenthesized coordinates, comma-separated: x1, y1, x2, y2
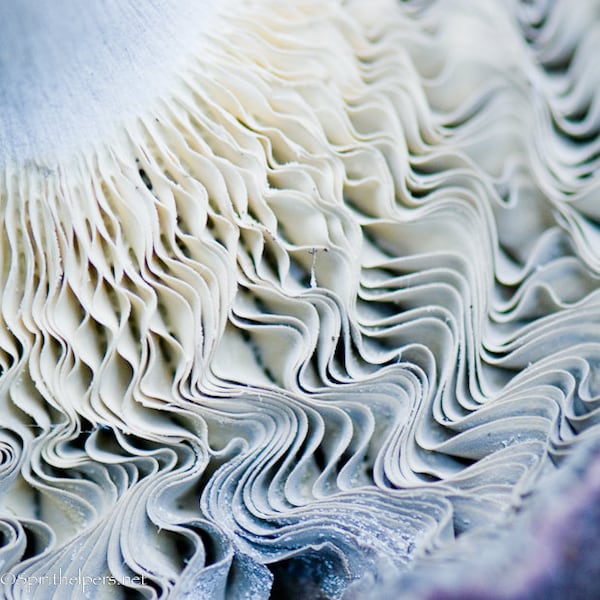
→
(1, 0, 600, 598)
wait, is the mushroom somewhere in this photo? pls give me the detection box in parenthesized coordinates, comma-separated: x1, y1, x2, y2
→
(1, 0, 600, 597)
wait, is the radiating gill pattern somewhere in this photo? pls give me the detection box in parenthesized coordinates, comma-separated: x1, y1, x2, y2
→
(0, 0, 599, 598)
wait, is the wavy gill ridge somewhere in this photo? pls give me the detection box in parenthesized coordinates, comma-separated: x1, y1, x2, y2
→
(0, 0, 599, 598)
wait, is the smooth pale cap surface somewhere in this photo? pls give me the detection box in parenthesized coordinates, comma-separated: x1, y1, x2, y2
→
(0, 0, 217, 166)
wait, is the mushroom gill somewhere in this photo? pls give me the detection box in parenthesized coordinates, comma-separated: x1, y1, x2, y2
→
(1, 0, 600, 598)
